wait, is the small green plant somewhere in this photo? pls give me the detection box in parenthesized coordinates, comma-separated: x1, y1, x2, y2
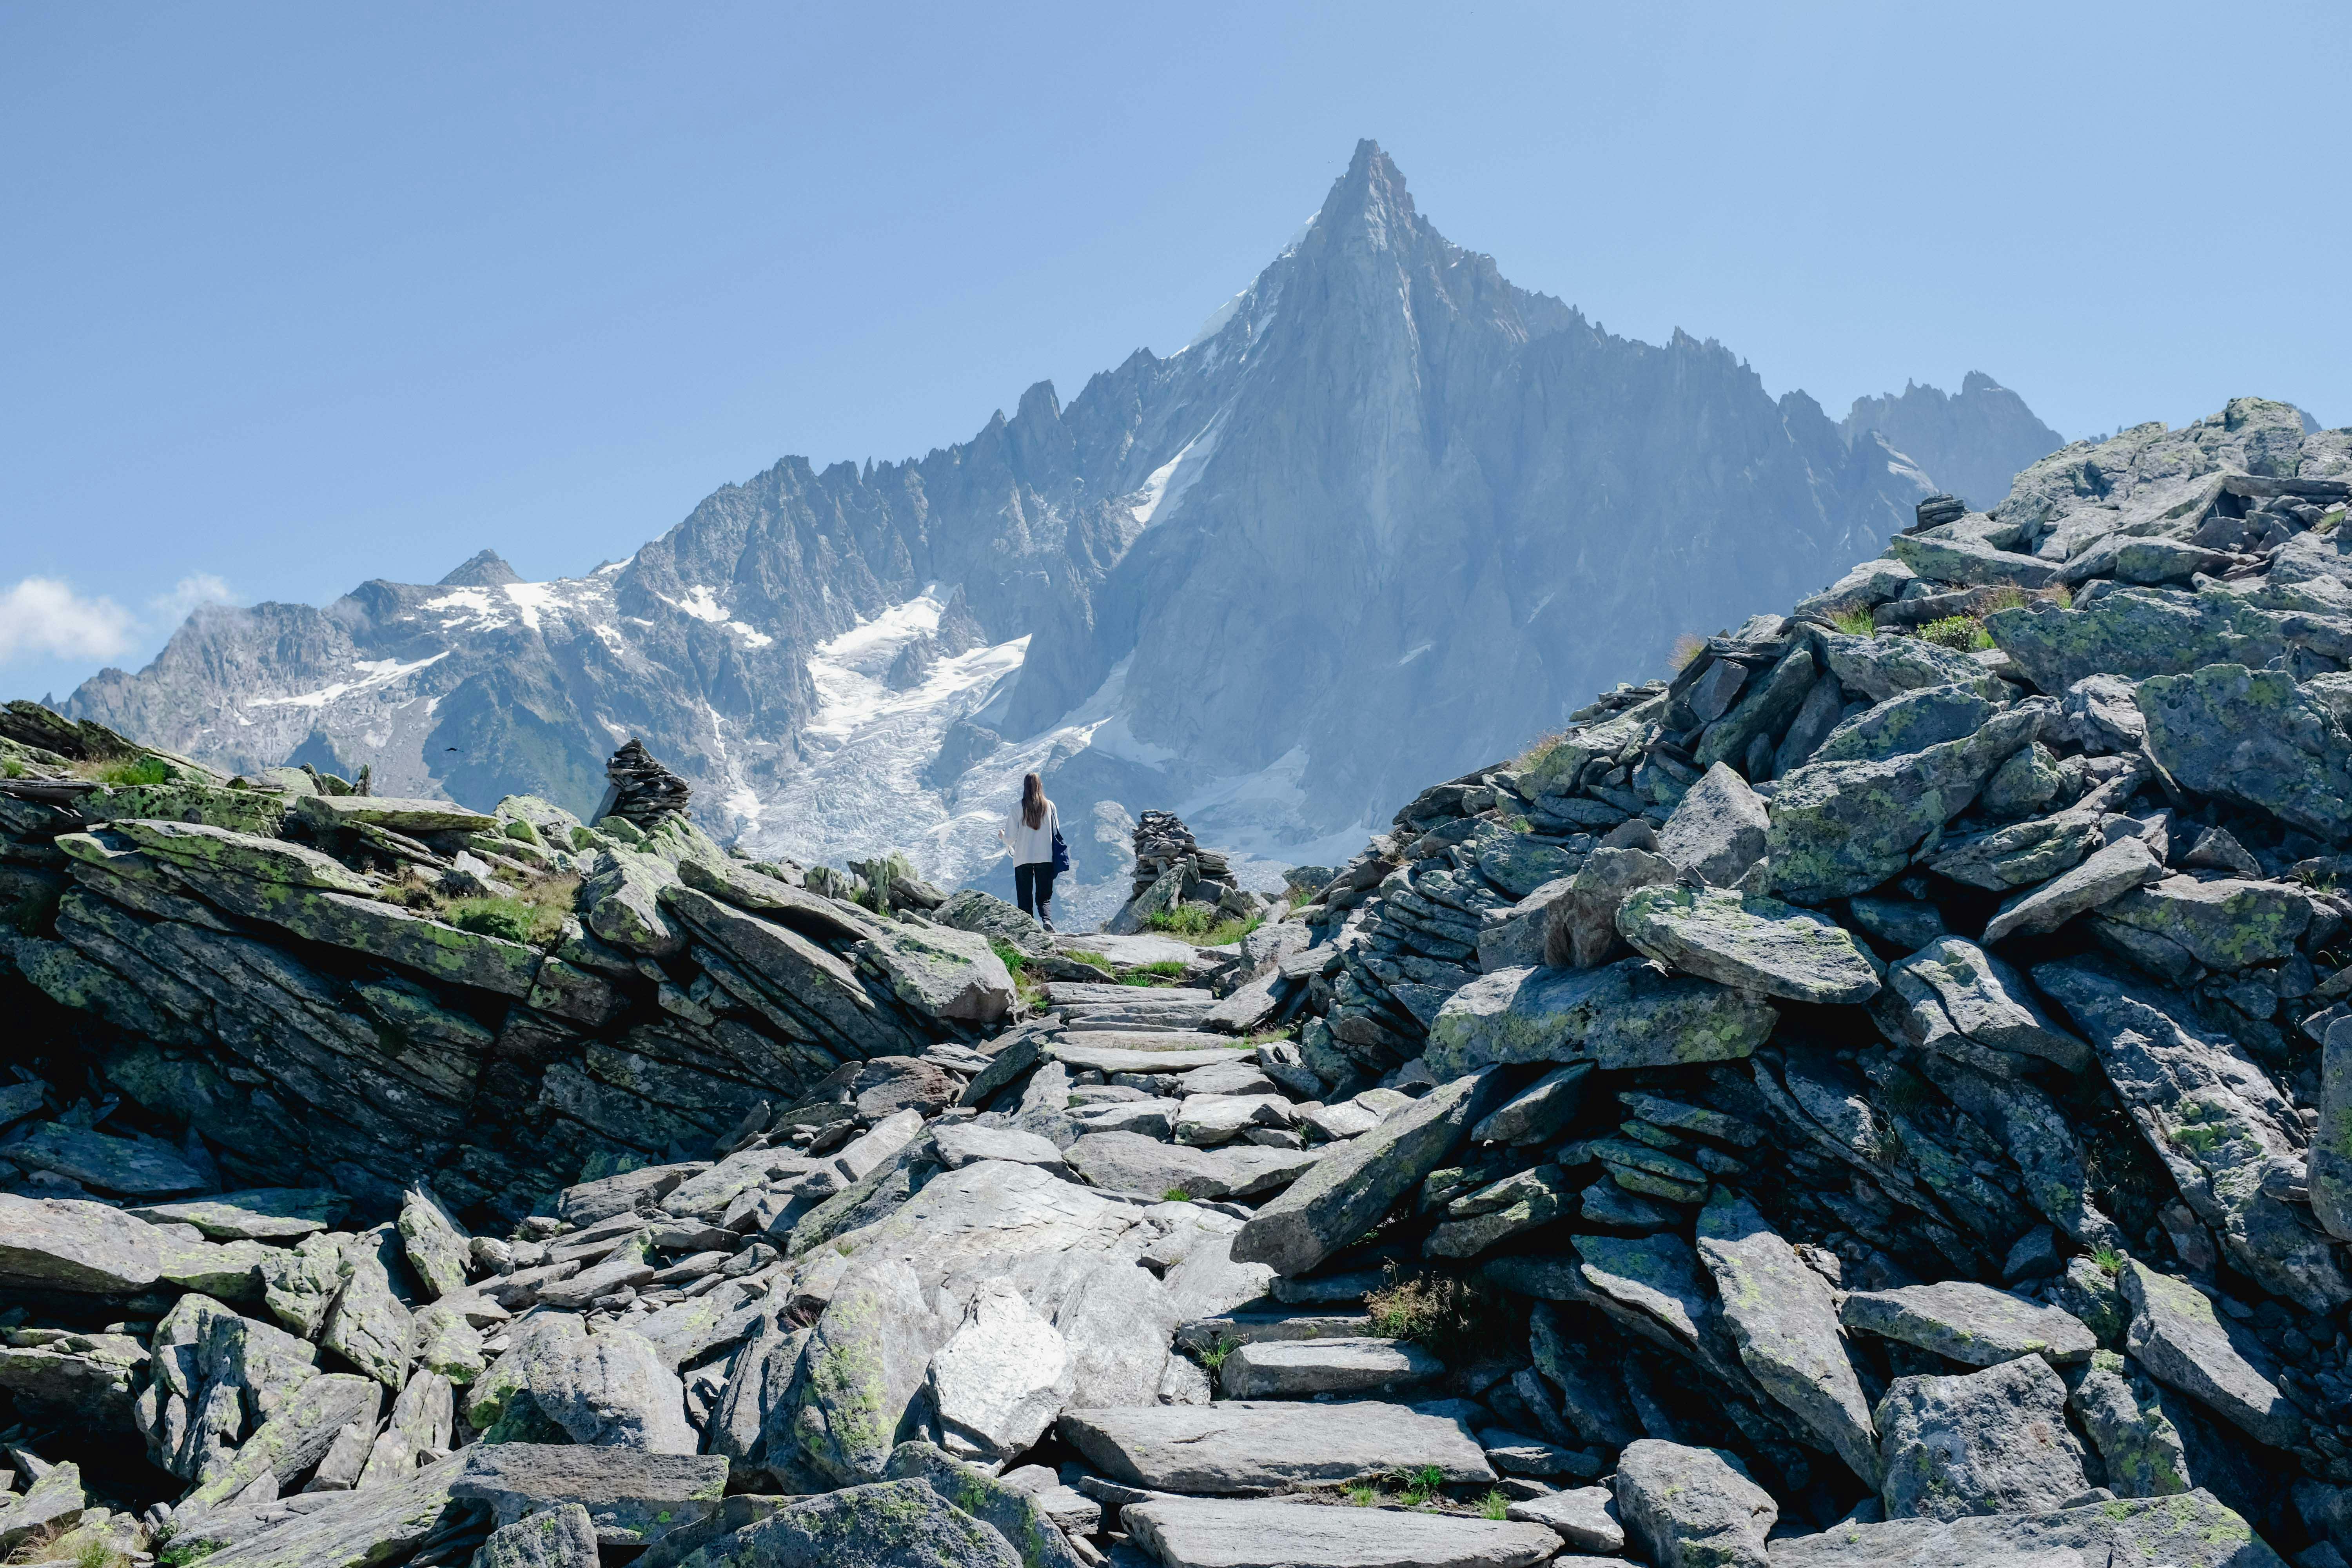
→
(1478, 1489, 1511, 1521)
(989, 938, 1046, 1007)
(1161, 1187, 1192, 1203)
(74, 755, 171, 786)
(73, 1538, 128, 1568)
(1918, 613, 1993, 652)
(1061, 948, 1112, 969)
(1195, 1335, 1240, 1372)
(2092, 1244, 2124, 1278)
(1668, 632, 1706, 670)
(1146, 907, 1263, 947)
(1118, 958, 1191, 987)
(1828, 606, 1878, 637)
(1344, 1483, 1377, 1507)
(1399, 1465, 1448, 1507)
(437, 871, 580, 949)
(1, 758, 22, 779)
(1365, 1270, 1522, 1365)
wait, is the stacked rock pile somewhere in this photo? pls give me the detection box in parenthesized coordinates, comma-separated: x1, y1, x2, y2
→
(1105, 810, 1257, 935)
(597, 738, 693, 828)
(4, 397, 2350, 1567)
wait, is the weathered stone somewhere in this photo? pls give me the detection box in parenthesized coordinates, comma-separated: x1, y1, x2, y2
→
(1507, 1486, 1622, 1553)
(450, 1443, 729, 1543)
(1125, 1497, 1561, 1568)
(1231, 1068, 1503, 1276)
(1548, 846, 1678, 967)
(1, 1120, 207, 1195)
(0, 1192, 162, 1292)
(1696, 1192, 1879, 1487)
(791, 1257, 953, 1485)
(396, 1186, 469, 1301)
(1840, 1280, 2095, 1367)
(1059, 1401, 1495, 1493)
(558, 1163, 700, 1227)
(926, 1277, 1074, 1462)
(1924, 808, 2104, 890)
(1428, 959, 1773, 1077)
(882, 1443, 1089, 1568)
(1064, 1131, 1318, 1200)
(1980, 835, 2164, 944)
(476, 1503, 601, 1568)
(525, 1325, 697, 1453)
(1874, 1354, 2089, 1522)
(1766, 1490, 2284, 1566)
(1427, 1164, 1574, 1257)
(1887, 529, 2058, 588)
(1613, 1439, 1777, 1568)
(321, 1229, 415, 1388)
(1616, 884, 1879, 1004)
(2138, 662, 2352, 840)
(1470, 1063, 1592, 1146)
(853, 921, 1016, 1025)
(129, 1187, 345, 1241)
(669, 1479, 1022, 1568)
(1657, 765, 1771, 888)
(1886, 937, 2089, 1070)
(931, 1123, 1067, 1171)
(1812, 684, 1998, 766)
(2036, 960, 2351, 1313)
(1174, 1093, 1296, 1146)
(2071, 1350, 2191, 1499)
(2100, 875, 2313, 971)
(1220, 1337, 1443, 1398)
(1766, 708, 2037, 904)
(186, 1372, 383, 1509)
(1987, 588, 2287, 694)
(2118, 1260, 2303, 1448)
(0, 1463, 85, 1555)
(2319, 1018, 2352, 1244)
(0, 1330, 147, 1424)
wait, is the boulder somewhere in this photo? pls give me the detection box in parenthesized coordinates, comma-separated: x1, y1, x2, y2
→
(2118, 1260, 2303, 1448)
(1656, 763, 1771, 886)
(1427, 959, 1774, 1077)
(1980, 835, 2165, 943)
(1506, 1486, 1622, 1553)
(1123, 1497, 1561, 1568)
(320, 1229, 416, 1388)
(661, 1480, 1020, 1568)
(1839, 1280, 2096, 1367)
(1063, 1131, 1318, 1200)
(1924, 808, 2104, 890)
(1811, 684, 1999, 766)
(1548, 845, 1678, 967)
(1886, 938, 2090, 1071)
(1987, 587, 2287, 693)
(1612, 1439, 1777, 1568)
(926, 1277, 1074, 1461)
(1695, 1192, 1879, 1487)
(1230, 1068, 1504, 1276)
(791, 1258, 953, 1485)
(477, 1504, 601, 1568)
(881, 1443, 1089, 1568)
(451, 1443, 731, 1542)
(396, 1186, 470, 1300)
(0, 1463, 85, 1555)
(524, 1326, 698, 1453)
(1220, 1337, 1443, 1398)
(2100, 875, 2313, 970)
(851, 922, 1017, 1026)
(2137, 662, 2352, 841)
(1873, 1354, 2090, 1521)
(1059, 1401, 1495, 1493)
(1766, 1490, 2285, 1566)
(2071, 1350, 2192, 1499)
(185, 1372, 383, 1510)
(2319, 1017, 2352, 1243)
(2036, 960, 2351, 1313)
(0, 1193, 162, 1292)
(1426, 1163, 1575, 1257)
(129, 1187, 346, 1241)
(1470, 1063, 1592, 1145)
(930, 1123, 1067, 1172)
(1, 1121, 208, 1195)
(0, 1328, 148, 1425)
(1614, 885, 1880, 1004)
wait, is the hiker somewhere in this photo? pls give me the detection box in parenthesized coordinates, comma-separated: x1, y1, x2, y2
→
(1000, 771, 1065, 930)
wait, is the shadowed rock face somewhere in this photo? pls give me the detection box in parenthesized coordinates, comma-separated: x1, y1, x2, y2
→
(59, 140, 1976, 889)
(1842, 373, 2067, 515)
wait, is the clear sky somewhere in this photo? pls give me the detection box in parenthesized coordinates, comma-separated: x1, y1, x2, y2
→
(5, 1, 2347, 702)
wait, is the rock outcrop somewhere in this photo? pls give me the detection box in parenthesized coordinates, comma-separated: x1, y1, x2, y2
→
(4, 399, 2350, 1565)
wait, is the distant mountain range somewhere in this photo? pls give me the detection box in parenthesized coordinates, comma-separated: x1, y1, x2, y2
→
(62, 141, 2069, 921)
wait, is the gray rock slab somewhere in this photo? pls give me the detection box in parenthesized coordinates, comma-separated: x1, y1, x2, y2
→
(524, 1326, 697, 1453)
(185, 1372, 383, 1510)
(1052, 1038, 1259, 1075)
(927, 1277, 1074, 1461)
(1765, 1489, 2285, 1566)
(1123, 1497, 1561, 1568)
(1059, 1401, 1495, 1493)
(1613, 1439, 1778, 1568)
(1174, 1309, 1371, 1350)
(931, 1123, 1068, 1171)
(663, 1479, 1023, 1568)
(1843, 896, 1947, 951)
(1985, 586, 2288, 694)
(1549, 844, 1677, 967)
(1657, 762, 1771, 887)
(1924, 808, 2104, 891)
(2035, 959, 2351, 1314)
(1230, 1068, 1504, 1277)
(2101, 874, 2313, 970)
(1887, 936, 2088, 1070)
(1812, 685, 2001, 769)
(0, 1461, 85, 1555)
(790, 1257, 952, 1485)
(451, 1443, 729, 1543)
(882, 1443, 1089, 1568)
(0, 1193, 162, 1292)
(2119, 1260, 2304, 1448)
(1840, 1280, 2096, 1367)
(1874, 1354, 2090, 1522)
(2138, 662, 2352, 840)
(1816, 628, 2002, 704)
(1471, 1063, 1593, 1145)
(1616, 884, 1880, 1003)
(1982, 834, 2166, 944)
(1, 1120, 208, 1195)
(128, 1187, 346, 1241)
(2070, 1351, 2191, 1499)
(1696, 1191, 1880, 1487)
(198, 1452, 465, 1568)
(477, 1504, 600, 1568)
(1507, 1485, 1622, 1552)
(1069, 1096, 1181, 1139)
(1176, 1060, 1280, 1096)
(1064, 1131, 1319, 1200)
(1427, 958, 1774, 1078)
(1220, 1337, 1443, 1398)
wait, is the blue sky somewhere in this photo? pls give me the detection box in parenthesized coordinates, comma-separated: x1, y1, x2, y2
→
(4, 1, 2347, 701)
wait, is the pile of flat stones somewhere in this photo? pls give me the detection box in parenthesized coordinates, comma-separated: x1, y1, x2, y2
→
(1105, 811, 1258, 936)
(598, 738, 693, 828)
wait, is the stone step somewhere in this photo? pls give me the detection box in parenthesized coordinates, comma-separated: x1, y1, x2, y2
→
(1060, 1401, 1495, 1494)
(1050, 933, 1200, 969)
(1218, 1336, 1443, 1398)
(1174, 1309, 1373, 1350)
(1045, 983, 1214, 1006)
(1052, 1036, 1258, 1074)
(1123, 1497, 1563, 1568)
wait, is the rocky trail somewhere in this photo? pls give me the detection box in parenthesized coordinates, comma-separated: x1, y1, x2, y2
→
(1, 397, 2350, 1565)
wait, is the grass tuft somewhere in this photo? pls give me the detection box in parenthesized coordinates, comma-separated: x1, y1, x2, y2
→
(1147, 907, 1263, 947)
(2092, 1243, 2124, 1278)
(1365, 1270, 1523, 1366)
(1918, 613, 1993, 652)
(1828, 606, 1878, 637)
(1478, 1489, 1511, 1521)
(73, 755, 172, 786)
(988, 937, 1047, 1010)
(1161, 1187, 1192, 1203)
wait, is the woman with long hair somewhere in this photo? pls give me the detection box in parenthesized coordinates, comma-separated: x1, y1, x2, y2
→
(1000, 771, 1061, 931)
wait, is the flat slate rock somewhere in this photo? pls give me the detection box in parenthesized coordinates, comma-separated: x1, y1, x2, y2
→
(1059, 1401, 1495, 1493)
(452, 1443, 729, 1542)
(1614, 885, 1880, 1004)
(1765, 1488, 2284, 1566)
(1123, 1497, 1561, 1568)
(1508, 1486, 1622, 1553)
(1063, 1131, 1319, 1200)
(1840, 1280, 2096, 1367)
(1053, 1038, 1257, 1074)
(1219, 1336, 1443, 1398)
(129, 1187, 349, 1240)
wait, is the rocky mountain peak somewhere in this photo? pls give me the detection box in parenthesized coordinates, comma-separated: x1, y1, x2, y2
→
(436, 548, 521, 587)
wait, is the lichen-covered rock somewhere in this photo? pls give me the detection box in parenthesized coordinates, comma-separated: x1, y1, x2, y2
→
(1874, 1354, 2090, 1522)
(1980, 834, 2165, 943)
(1615, 884, 1880, 1004)
(2071, 1350, 2192, 1499)
(1768, 1490, 2283, 1566)
(526, 1325, 698, 1453)
(1655, 763, 1770, 887)
(1988, 588, 2288, 693)
(1058, 1401, 1495, 1494)
(1840, 1280, 2096, 1367)
(1812, 684, 1999, 766)
(852, 922, 1016, 1026)
(2137, 662, 2352, 840)
(0, 1193, 163, 1293)
(1816, 630, 2003, 704)
(2118, 1260, 2304, 1448)
(1612, 1439, 1777, 1568)
(1427, 959, 1773, 1076)
(476, 1504, 601, 1568)
(791, 1258, 954, 1485)
(396, 1185, 469, 1300)
(2098, 874, 2313, 971)
(882, 1443, 1090, 1568)
(184, 1371, 383, 1510)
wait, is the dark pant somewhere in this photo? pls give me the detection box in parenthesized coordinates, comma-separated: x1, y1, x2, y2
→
(1014, 861, 1058, 917)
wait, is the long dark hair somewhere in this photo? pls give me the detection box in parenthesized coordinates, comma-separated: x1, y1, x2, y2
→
(1022, 772, 1047, 830)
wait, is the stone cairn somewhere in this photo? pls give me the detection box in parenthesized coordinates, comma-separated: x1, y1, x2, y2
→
(600, 736, 692, 827)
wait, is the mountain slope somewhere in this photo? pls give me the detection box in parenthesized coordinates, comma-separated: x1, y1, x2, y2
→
(65, 141, 2036, 912)
(1842, 370, 2067, 511)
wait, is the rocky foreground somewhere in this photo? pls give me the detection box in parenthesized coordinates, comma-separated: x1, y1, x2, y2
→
(1, 397, 2350, 1565)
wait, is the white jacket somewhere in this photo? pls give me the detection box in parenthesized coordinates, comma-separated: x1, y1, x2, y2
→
(1002, 799, 1060, 866)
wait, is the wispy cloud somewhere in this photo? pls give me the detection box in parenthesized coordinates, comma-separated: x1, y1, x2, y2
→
(150, 573, 235, 621)
(0, 578, 137, 662)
